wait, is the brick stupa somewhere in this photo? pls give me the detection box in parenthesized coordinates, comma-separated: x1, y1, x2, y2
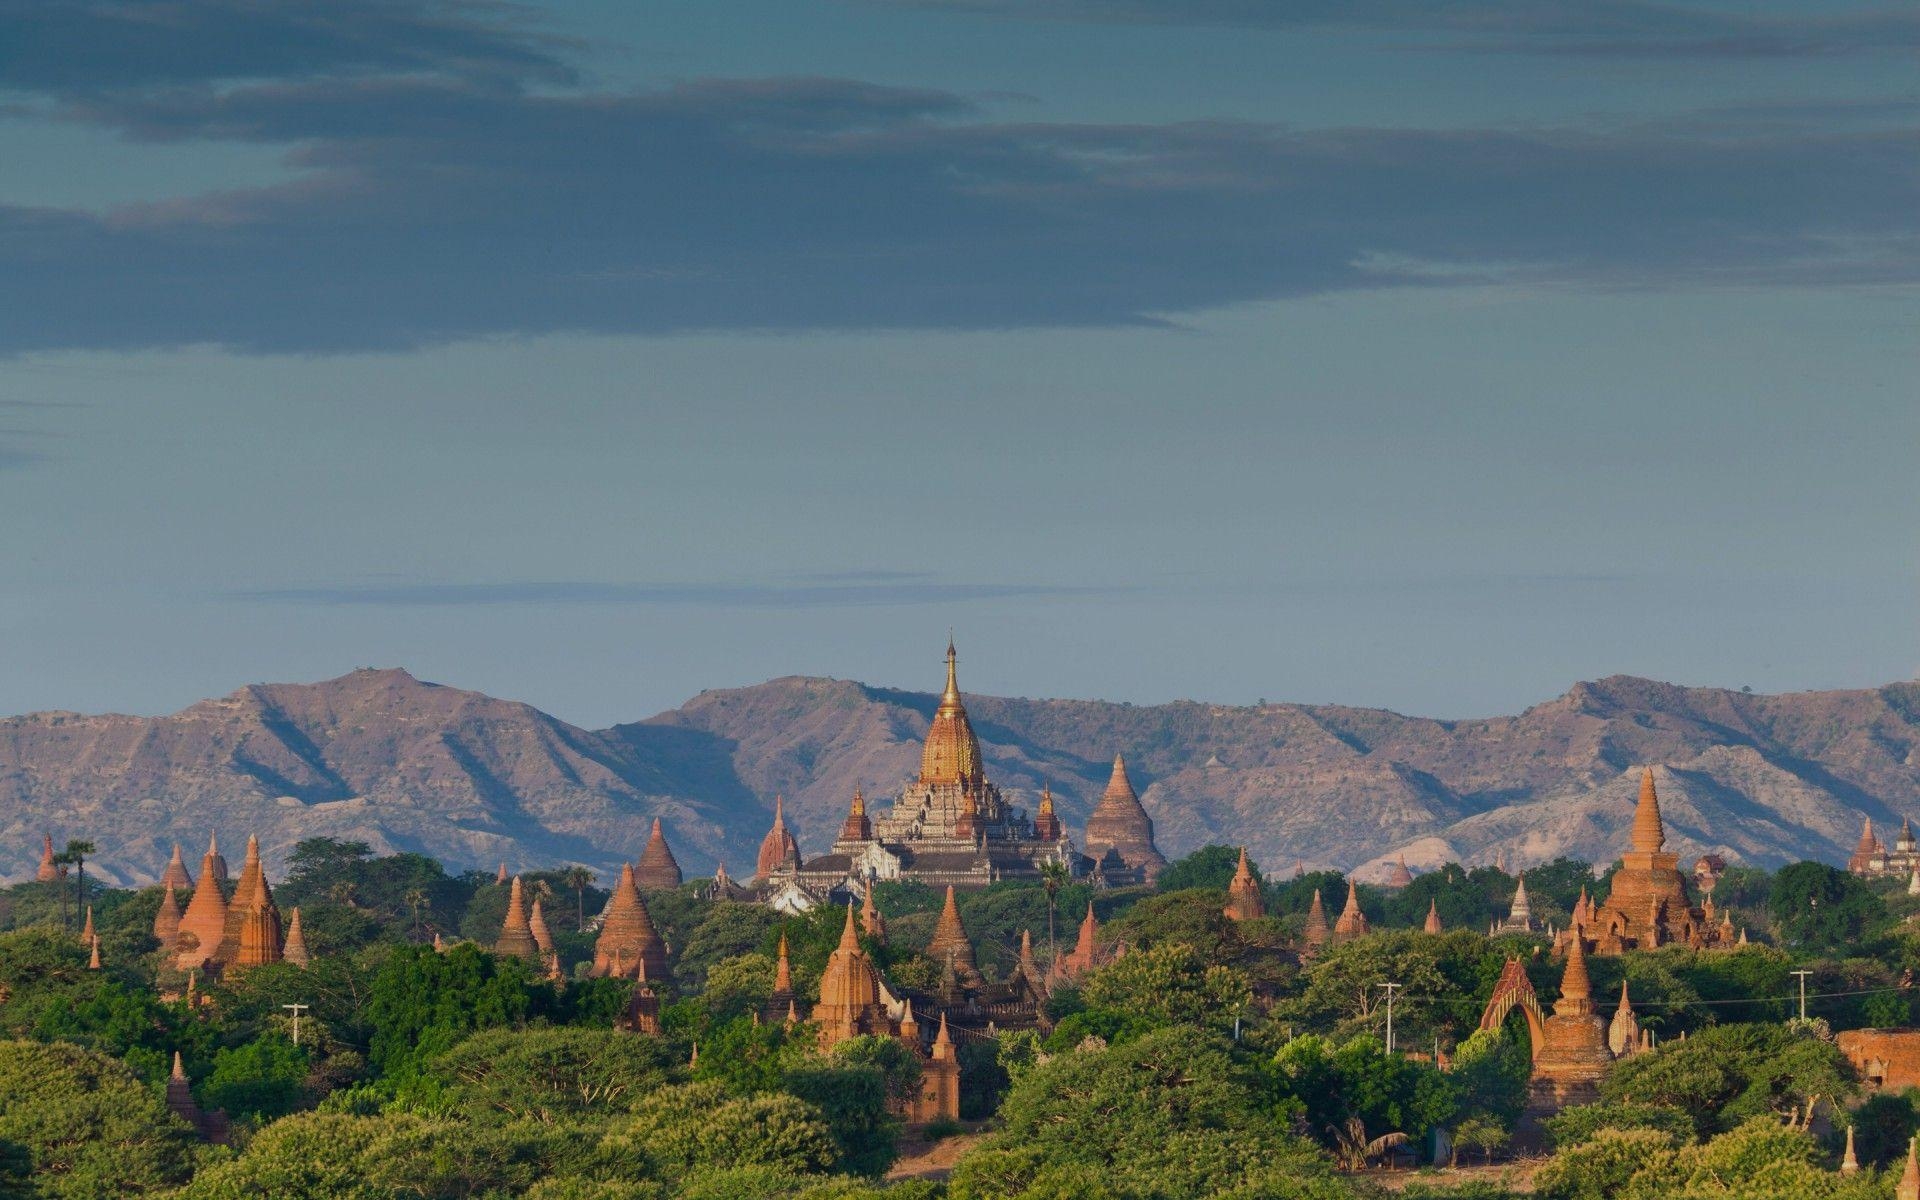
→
(282, 907, 311, 967)
(592, 863, 668, 979)
(217, 835, 284, 969)
(175, 837, 231, 971)
(1331, 878, 1371, 942)
(34, 835, 59, 883)
(1222, 848, 1265, 921)
(495, 876, 541, 961)
(926, 885, 984, 989)
(635, 818, 684, 891)
(160, 843, 193, 890)
(1528, 934, 1616, 1112)
(1559, 768, 1729, 956)
(1083, 753, 1167, 883)
(153, 880, 183, 949)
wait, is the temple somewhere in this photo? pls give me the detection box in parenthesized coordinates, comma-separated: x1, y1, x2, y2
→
(1222, 848, 1264, 921)
(1848, 815, 1920, 880)
(169, 833, 286, 974)
(760, 641, 1112, 906)
(810, 902, 960, 1123)
(1556, 768, 1733, 956)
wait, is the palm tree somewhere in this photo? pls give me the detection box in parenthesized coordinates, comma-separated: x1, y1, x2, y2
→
(62, 840, 97, 933)
(329, 880, 359, 909)
(561, 867, 595, 931)
(1039, 859, 1070, 962)
(1328, 1117, 1409, 1172)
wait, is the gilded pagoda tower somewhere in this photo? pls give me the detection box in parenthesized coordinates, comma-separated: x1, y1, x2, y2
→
(774, 640, 1083, 898)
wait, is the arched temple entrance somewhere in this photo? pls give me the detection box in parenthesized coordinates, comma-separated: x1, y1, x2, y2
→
(1478, 957, 1547, 1061)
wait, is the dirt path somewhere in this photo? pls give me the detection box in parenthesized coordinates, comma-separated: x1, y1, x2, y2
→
(886, 1131, 987, 1182)
(1366, 1159, 1542, 1193)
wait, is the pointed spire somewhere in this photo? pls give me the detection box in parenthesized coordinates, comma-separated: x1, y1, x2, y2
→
(920, 638, 985, 788)
(785, 999, 798, 1025)
(1509, 876, 1532, 921)
(775, 932, 794, 994)
(171, 1050, 187, 1082)
(593, 862, 668, 979)
(933, 1010, 953, 1053)
(860, 884, 887, 941)
(154, 879, 183, 947)
(283, 907, 310, 966)
(496, 861, 508, 886)
(636, 817, 684, 890)
(1304, 888, 1330, 946)
(1085, 749, 1167, 881)
(839, 789, 873, 844)
(495, 876, 540, 961)
(756, 795, 801, 881)
(161, 843, 193, 890)
(1558, 930, 1593, 1007)
(927, 886, 981, 987)
(87, 934, 101, 970)
(1632, 767, 1666, 854)
(1034, 781, 1062, 841)
(1423, 898, 1443, 935)
(1840, 1124, 1859, 1174)
(1223, 847, 1264, 921)
(1018, 928, 1038, 975)
(1608, 978, 1640, 1057)
(35, 834, 58, 883)
(1332, 877, 1370, 941)
(1388, 853, 1414, 889)
(204, 832, 227, 884)
(177, 842, 231, 970)
(838, 900, 862, 954)
(79, 905, 95, 945)
(529, 896, 555, 954)
(1899, 1134, 1920, 1200)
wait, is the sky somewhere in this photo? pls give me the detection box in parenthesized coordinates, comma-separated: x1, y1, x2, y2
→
(0, 0, 1914, 728)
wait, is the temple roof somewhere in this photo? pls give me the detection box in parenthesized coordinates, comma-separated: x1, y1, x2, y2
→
(919, 640, 985, 788)
(756, 796, 802, 880)
(926, 885, 982, 987)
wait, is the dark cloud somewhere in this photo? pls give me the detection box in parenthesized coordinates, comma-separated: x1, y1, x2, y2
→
(888, 0, 1920, 58)
(0, 0, 571, 94)
(0, 2, 1913, 353)
(230, 580, 1119, 607)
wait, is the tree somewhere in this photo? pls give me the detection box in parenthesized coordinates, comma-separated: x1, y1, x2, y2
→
(1599, 1021, 1858, 1136)
(1770, 862, 1888, 953)
(1155, 846, 1247, 894)
(612, 1082, 838, 1177)
(62, 840, 97, 934)
(1327, 1116, 1408, 1170)
(0, 1040, 199, 1198)
(954, 1027, 1350, 1200)
(365, 943, 560, 1081)
(426, 1027, 676, 1123)
(561, 867, 596, 932)
(1039, 859, 1069, 962)
(1079, 942, 1250, 1034)
(203, 1033, 311, 1122)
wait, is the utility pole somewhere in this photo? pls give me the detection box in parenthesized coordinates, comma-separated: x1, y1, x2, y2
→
(282, 1002, 310, 1046)
(1379, 982, 1402, 1054)
(1790, 971, 1813, 1022)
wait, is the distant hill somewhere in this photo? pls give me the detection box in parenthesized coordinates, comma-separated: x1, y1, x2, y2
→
(4, 667, 1918, 885)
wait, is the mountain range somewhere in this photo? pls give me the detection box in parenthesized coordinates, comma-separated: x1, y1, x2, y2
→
(4, 667, 1917, 886)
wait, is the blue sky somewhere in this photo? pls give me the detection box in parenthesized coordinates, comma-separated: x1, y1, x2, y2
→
(0, 0, 1913, 727)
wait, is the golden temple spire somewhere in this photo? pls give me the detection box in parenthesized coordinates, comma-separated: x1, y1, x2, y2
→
(1632, 767, 1666, 854)
(942, 636, 960, 705)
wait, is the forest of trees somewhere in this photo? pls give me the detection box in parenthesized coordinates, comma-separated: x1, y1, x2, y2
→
(2, 838, 1919, 1198)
